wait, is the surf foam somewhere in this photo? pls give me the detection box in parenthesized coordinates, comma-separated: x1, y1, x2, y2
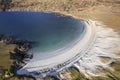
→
(17, 20, 120, 79)
(73, 21, 120, 78)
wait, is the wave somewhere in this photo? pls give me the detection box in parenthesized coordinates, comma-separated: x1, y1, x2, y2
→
(17, 20, 120, 79)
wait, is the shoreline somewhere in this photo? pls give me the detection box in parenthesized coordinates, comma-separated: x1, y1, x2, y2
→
(17, 20, 96, 78)
(0, 0, 120, 80)
(0, 13, 89, 79)
(15, 18, 120, 79)
(0, 10, 120, 78)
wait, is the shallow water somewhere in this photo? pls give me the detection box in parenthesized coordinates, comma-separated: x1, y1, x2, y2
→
(0, 12, 84, 54)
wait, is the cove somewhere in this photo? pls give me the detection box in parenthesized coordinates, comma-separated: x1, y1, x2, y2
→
(0, 11, 84, 56)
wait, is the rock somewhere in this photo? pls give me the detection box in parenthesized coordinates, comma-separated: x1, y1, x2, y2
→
(0, 34, 4, 40)
(3, 36, 14, 44)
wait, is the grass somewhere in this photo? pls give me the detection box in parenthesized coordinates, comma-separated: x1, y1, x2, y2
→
(69, 68, 87, 80)
(0, 42, 16, 69)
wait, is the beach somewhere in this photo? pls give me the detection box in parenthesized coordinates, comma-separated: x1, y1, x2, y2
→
(0, 0, 120, 80)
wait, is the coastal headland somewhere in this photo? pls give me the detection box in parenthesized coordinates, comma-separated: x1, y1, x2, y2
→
(0, 0, 120, 80)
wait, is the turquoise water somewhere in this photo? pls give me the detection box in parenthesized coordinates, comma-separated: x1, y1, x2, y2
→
(0, 12, 84, 53)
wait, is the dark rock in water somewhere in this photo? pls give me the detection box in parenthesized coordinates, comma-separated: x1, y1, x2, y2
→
(25, 53, 33, 59)
(3, 36, 14, 44)
(17, 42, 31, 52)
(10, 51, 33, 72)
(10, 44, 33, 71)
(13, 40, 35, 52)
(0, 34, 4, 40)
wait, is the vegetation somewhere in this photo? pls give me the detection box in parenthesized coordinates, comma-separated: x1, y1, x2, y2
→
(0, 35, 34, 80)
(69, 68, 87, 80)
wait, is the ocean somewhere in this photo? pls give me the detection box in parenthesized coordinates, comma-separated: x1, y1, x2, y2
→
(0, 11, 84, 54)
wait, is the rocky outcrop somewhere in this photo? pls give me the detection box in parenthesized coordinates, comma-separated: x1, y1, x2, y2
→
(3, 36, 14, 44)
(0, 0, 12, 11)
